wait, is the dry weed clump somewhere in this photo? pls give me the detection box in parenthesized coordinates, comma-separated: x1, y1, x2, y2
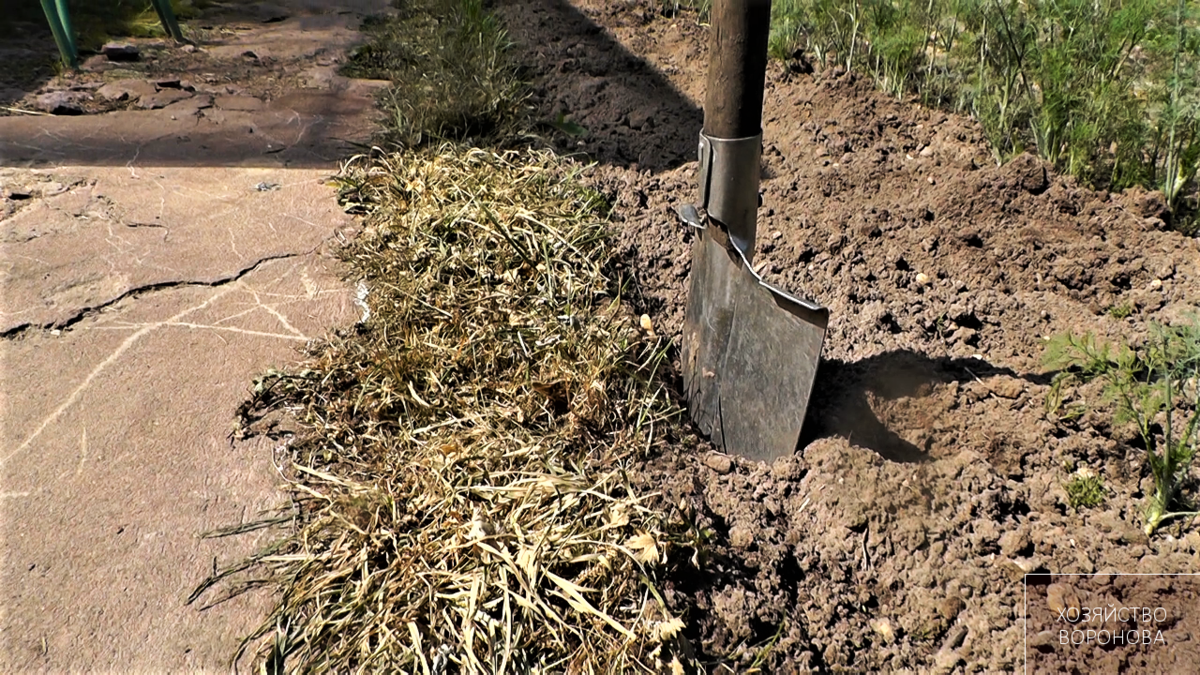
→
(195, 144, 697, 673)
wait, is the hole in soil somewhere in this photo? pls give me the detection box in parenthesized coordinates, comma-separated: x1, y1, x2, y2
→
(747, 616, 779, 643)
(952, 313, 983, 330)
(1025, 572, 1054, 587)
(804, 352, 1032, 464)
(879, 311, 902, 334)
(995, 493, 1031, 520)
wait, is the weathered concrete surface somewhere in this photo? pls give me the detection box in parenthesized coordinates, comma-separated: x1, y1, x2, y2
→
(0, 0, 388, 670)
(0, 167, 360, 335)
(1, 255, 353, 671)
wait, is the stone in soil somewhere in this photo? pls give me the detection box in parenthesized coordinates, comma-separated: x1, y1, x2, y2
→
(96, 80, 158, 102)
(34, 91, 86, 115)
(137, 89, 193, 110)
(102, 42, 140, 62)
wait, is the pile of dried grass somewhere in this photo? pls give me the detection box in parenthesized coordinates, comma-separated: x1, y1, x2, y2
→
(195, 145, 700, 673)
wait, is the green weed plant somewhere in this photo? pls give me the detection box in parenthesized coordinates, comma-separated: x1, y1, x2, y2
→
(752, 0, 1200, 227)
(1046, 322, 1200, 535)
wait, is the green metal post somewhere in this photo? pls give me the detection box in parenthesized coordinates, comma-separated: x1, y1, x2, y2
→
(149, 0, 185, 42)
(38, 0, 78, 68)
(53, 0, 79, 57)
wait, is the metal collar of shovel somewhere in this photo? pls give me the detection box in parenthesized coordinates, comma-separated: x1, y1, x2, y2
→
(695, 132, 762, 257)
(678, 0, 829, 463)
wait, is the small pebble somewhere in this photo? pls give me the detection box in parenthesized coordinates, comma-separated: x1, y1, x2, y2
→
(639, 314, 655, 336)
(870, 618, 895, 643)
(916, 272, 931, 285)
(1029, 631, 1056, 647)
(1149, 279, 1163, 289)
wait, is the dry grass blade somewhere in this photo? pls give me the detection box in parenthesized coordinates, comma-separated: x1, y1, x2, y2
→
(193, 144, 695, 673)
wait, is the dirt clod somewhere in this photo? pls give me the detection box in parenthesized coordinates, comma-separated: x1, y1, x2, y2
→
(702, 453, 733, 474)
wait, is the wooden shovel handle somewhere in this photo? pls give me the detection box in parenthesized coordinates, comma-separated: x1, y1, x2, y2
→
(704, 0, 773, 139)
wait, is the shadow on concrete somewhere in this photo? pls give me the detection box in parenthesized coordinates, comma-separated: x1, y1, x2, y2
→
(0, 0, 263, 107)
(2, 0, 704, 170)
(800, 351, 1054, 463)
(2, 0, 711, 173)
(0, 88, 381, 168)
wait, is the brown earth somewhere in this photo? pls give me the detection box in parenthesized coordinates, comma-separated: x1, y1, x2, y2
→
(1026, 574, 1200, 674)
(499, 0, 1200, 671)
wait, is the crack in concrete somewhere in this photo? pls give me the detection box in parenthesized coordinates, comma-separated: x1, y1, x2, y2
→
(2, 283, 238, 467)
(0, 250, 314, 339)
(0, 250, 326, 468)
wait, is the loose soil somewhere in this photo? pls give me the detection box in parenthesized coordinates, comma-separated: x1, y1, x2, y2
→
(499, 0, 1200, 671)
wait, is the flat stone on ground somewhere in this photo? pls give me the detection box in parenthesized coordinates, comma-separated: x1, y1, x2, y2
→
(101, 42, 140, 61)
(96, 79, 158, 102)
(137, 89, 193, 109)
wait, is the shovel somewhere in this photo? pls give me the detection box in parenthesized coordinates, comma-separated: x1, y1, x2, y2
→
(678, 0, 829, 463)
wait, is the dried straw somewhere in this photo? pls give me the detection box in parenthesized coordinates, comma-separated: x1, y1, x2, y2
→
(195, 144, 697, 674)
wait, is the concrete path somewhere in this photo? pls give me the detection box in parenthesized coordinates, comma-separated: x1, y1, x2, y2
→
(1, 1, 387, 670)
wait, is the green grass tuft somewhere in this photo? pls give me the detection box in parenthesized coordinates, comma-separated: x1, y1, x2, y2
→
(341, 0, 525, 149)
(1108, 303, 1134, 320)
(1046, 321, 1200, 535)
(1064, 468, 1107, 509)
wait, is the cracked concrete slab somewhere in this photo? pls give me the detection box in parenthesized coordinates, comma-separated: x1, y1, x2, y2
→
(0, 0, 388, 669)
(1, 167, 358, 334)
(1, 255, 357, 671)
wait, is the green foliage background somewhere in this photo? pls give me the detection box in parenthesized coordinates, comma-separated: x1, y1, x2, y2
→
(762, 0, 1200, 225)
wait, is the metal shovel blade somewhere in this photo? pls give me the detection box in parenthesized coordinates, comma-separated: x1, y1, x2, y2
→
(681, 221, 737, 450)
(681, 223, 829, 462)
